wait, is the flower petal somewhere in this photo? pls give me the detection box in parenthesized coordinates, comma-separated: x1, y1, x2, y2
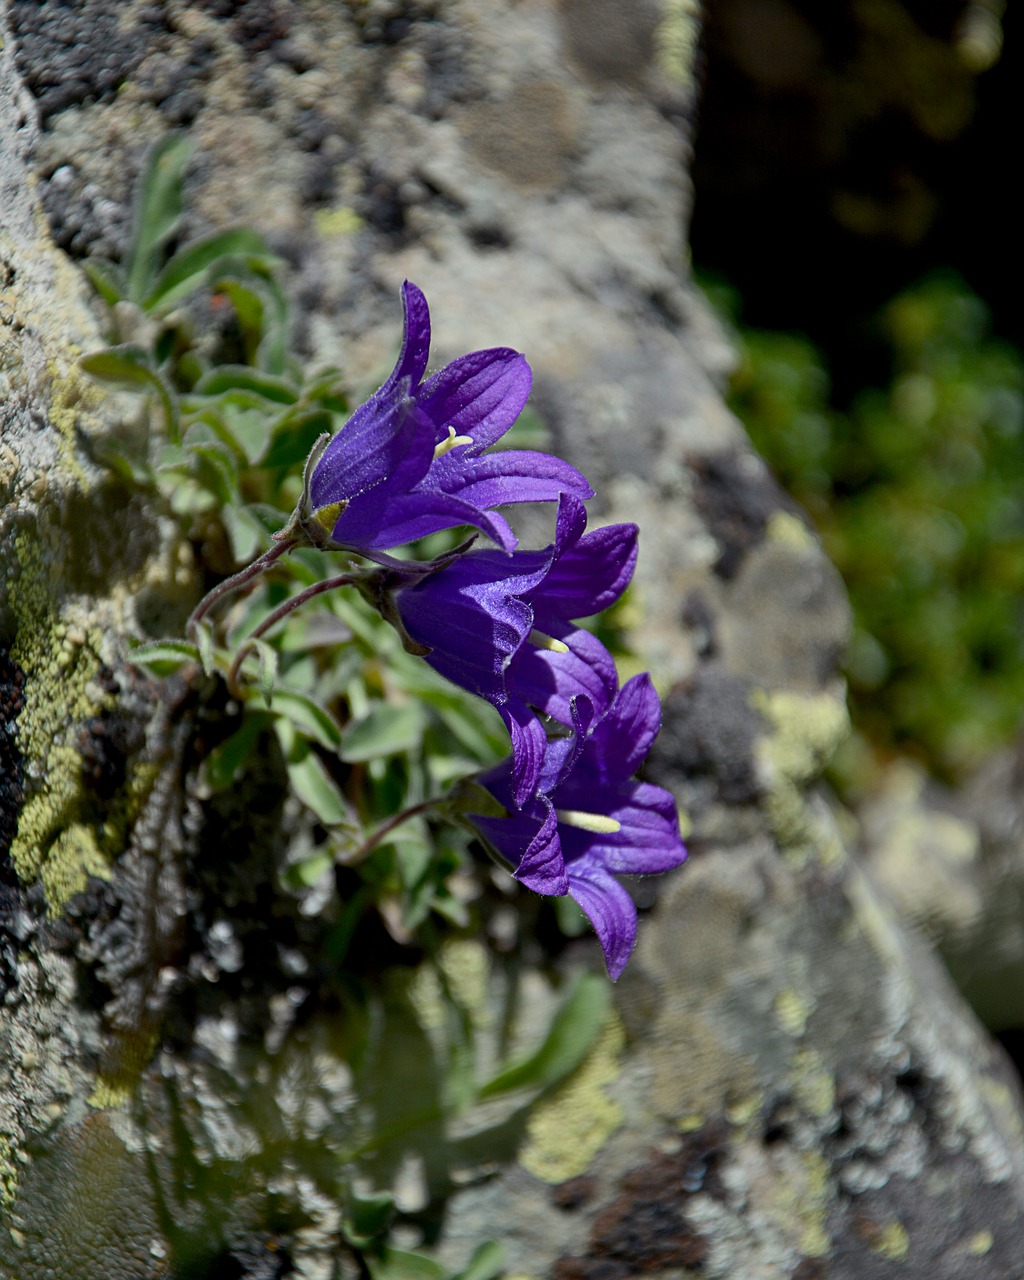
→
(431, 450, 594, 509)
(334, 486, 518, 551)
(398, 578, 532, 705)
(566, 868, 637, 981)
(383, 281, 432, 392)
(507, 625, 618, 727)
(418, 350, 533, 448)
(500, 701, 549, 807)
(513, 802, 570, 896)
(536, 522, 639, 621)
(579, 673, 662, 784)
(310, 384, 431, 510)
(558, 780, 686, 875)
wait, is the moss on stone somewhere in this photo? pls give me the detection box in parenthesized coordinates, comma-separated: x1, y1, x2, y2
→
(8, 529, 109, 901)
(752, 688, 849, 857)
(655, 0, 701, 89)
(519, 1014, 625, 1183)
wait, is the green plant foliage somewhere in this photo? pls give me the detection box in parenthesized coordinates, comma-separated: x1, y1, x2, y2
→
(82, 136, 617, 1274)
(712, 273, 1024, 781)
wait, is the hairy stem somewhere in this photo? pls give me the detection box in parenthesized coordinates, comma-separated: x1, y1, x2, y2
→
(227, 569, 358, 695)
(186, 536, 298, 640)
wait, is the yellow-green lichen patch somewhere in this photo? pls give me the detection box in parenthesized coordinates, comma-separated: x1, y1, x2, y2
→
(765, 510, 817, 552)
(88, 1029, 160, 1110)
(752, 688, 849, 855)
(409, 940, 492, 1039)
(9, 534, 105, 875)
(788, 1049, 836, 1121)
(967, 1229, 994, 1255)
(45, 360, 106, 481)
(519, 1015, 625, 1183)
(7, 528, 117, 912)
(0, 1133, 18, 1209)
(764, 1147, 832, 1259)
(870, 1219, 910, 1261)
(41, 824, 111, 910)
(773, 987, 811, 1038)
(655, 0, 700, 88)
(314, 206, 364, 238)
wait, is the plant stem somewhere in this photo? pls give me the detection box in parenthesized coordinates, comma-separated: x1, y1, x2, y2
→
(227, 569, 358, 694)
(340, 797, 441, 864)
(186, 535, 298, 640)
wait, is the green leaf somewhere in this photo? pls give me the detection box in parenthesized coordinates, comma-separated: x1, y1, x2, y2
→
(269, 687, 342, 751)
(192, 364, 299, 404)
(204, 713, 270, 791)
(285, 851, 334, 889)
(126, 135, 193, 306)
(341, 703, 427, 763)
(261, 407, 335, 470)
(367, 1249, 447, 1280)
(94, 442, 154, 488)
(343, 1190, 394, 1249)
(221, 503, 268, 563)
(81, 257, 127, 307)
(126, 638, 200, 676)
(212, 261, 290, 375)
(195, 621, 215, 676)
(80, 345, 181, 443)
(479, 973, 611, 1100)
(452, 1242, 505, 1280)
(143, 227, 272, 312)
(285, 748, 352, 826)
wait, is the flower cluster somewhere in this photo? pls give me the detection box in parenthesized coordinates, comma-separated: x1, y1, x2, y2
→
(212, 282, 686, 979)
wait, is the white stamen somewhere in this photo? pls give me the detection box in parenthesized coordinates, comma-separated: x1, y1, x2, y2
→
(433, 425, 474, 459)
(528, 628, 570, 653)
(556, 809, 622, 834)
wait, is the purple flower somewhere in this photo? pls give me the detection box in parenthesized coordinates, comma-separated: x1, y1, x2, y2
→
(470, 675, 686, 980)
(392, 494, 637, 806)
(307, 282, 592, 552)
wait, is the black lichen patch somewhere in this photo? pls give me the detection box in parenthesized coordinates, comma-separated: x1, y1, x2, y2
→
(689, 448, 804, 579)
(8, 0, 158, 124)
(553, 1127, 726, 1277)
(0, 647, 26, 874)
(648, 668, 767, 808)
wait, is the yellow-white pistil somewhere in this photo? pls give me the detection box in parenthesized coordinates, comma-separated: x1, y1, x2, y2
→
(433, 425, 474, 459)
(528, 629, 570, 653)
(556, 810, 622, 834)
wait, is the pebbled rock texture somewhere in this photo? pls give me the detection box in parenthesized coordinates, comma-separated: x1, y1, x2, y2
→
(2, 2, 1024, 1278)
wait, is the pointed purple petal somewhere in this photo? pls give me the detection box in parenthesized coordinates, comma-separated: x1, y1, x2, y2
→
(500, 702, 549, 807)
(513, 802, 570, 896)
(557, 781, 686, 875)
(431, 450, 594, 509)
(535, 523, 638, 622)
(382, 281, 432, 392)
(333, 486, 518, 551)
(507, 626, 618, 727)
(566, 869, 637, 981)
(418, 350, 532, 448)
(580, 674, 662, 783)
(397, 579, 532, 705)
(310, 385, 430, 510)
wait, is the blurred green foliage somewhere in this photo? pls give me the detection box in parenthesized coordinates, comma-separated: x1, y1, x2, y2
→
(708, 273, 1024, 782)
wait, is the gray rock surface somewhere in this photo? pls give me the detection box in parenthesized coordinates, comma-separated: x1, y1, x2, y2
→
(3, 2, 1024, 1277)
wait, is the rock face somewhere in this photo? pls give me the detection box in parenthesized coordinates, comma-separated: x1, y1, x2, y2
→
(2, 2, 1024, 1278)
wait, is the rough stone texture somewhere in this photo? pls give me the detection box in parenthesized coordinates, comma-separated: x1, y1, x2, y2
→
(3, 2, 1024, 1278)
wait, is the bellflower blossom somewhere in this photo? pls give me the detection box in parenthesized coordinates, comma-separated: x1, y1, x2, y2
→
(389, 494, 637, 807)
(470, 675, 686, 980)
(306, 282, 592, 553)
